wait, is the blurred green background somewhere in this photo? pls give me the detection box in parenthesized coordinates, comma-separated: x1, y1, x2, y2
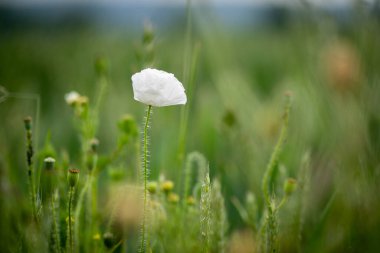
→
(1, 0, 380, 252)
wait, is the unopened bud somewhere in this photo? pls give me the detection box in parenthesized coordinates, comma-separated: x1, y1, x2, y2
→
(103, 232, 116, 249)
(167, 193, 179, 204)
(24, 116, 32, 130)
(187, 196, 196, 206)
(284, 178, 297, 196)
(161, 180, 174, 194)
(117, 114, 138, 138)
(147, 181, 158, 194)
(90, 138, 99, 153)
(94, 56, 109, 76)
(68, 169, 80, 188)
(44, 157, 55, 170)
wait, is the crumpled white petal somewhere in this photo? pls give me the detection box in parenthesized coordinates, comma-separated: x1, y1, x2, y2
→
(131, 68, 187, 107)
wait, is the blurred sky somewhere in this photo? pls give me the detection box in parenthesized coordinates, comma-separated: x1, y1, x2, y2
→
(0, 0, 372, 7)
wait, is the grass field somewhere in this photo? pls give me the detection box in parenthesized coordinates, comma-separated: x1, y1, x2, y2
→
(0, 2, 380, 252)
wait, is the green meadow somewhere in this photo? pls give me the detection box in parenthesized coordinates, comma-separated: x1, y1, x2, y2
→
(0, 2, 380, 253)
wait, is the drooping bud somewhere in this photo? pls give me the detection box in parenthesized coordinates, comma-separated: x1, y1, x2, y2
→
(68, 169, 80, 188)
(284, 178, 297, 196)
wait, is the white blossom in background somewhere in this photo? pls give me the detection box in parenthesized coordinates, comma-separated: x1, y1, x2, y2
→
(64, 91, 81, 105)
(131, 68, 187, 107)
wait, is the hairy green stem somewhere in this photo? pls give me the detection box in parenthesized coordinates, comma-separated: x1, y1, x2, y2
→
(51, 191, 61, 253)
(68, 187, 75, 253)
(139, 105, 152, 253)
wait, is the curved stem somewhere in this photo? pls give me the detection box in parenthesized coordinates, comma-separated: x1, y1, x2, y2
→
(139, 105, 152, 253)
(262, 95, 292, 206)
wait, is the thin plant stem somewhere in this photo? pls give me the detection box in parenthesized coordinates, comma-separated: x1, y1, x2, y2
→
(68, 186, 75, 253)
(51, 191, 61, 253)
(139, 105, 152, 253)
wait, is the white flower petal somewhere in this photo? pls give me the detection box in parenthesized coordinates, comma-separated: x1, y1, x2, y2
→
(131, 68, 187, 107)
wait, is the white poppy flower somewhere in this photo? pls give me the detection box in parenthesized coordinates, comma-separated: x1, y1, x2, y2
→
(131, 68, 187, 107)
(64, 91, 80, 105)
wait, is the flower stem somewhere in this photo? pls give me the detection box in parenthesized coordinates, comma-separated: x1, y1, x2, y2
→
(51, 191, 61, 253)
(139, 105, 152, 253)
(68, 186, 75, 253)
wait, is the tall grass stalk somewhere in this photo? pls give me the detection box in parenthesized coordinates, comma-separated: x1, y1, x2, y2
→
(24, 116, 37, 221)
(139, 105, 152, 253)
(200, 172, 211, 253)
(261, 93, 292, 253)
(210, 179, 227, 253)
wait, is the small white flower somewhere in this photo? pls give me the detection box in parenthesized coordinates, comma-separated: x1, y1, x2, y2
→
(131, 68, 187, 107)
(65, 91, 80, 105)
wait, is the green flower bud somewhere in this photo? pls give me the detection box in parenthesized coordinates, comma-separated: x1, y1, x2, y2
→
(187, 196, 196, 206)
(90, 138, 99, 153)
(68, 169, 80, 188)
(147, 181, 158, 194)
(24, 116, 32, 130)
(167, 193, 179, 204)
(284, 178, 297, 196)
(44, 157, 55, 171)
(94, 56, 109, 76)
(117, 114, 138, 138)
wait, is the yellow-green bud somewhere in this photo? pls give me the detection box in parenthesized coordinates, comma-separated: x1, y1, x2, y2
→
(147, 181, 158, 194)
(167, 193, 179, 204)
(93, 233, 101, 241)
(284, 178, 297, 196)
(161, 180, 174, 194)
(68, 169, 80, 188)
(24, 116, 32, 130)
(187, 196, 196, 206)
